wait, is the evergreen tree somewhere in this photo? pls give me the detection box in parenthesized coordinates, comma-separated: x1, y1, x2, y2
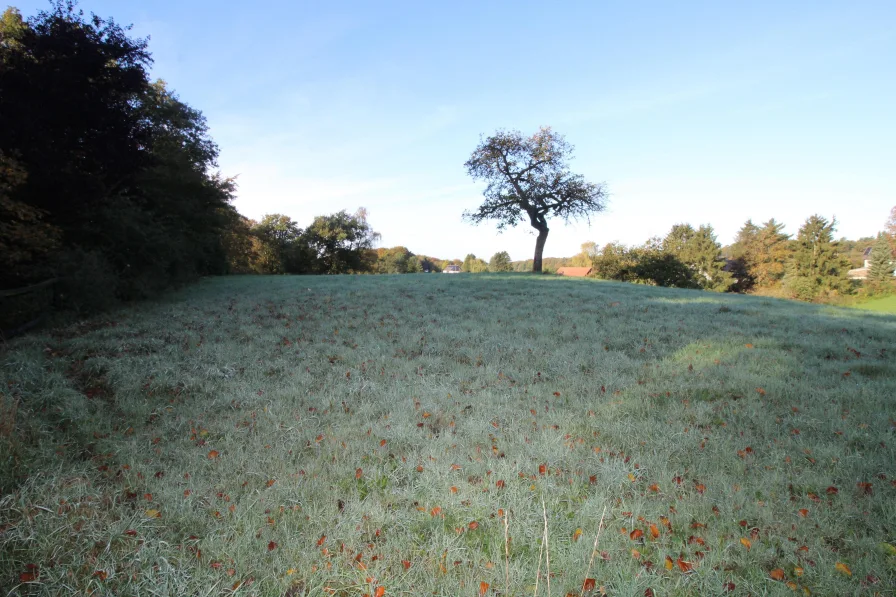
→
(751, 219, 792, 287)
(785, 215, 850, 300)
(662, 224, 732, 291)
(867, 232, 894, 282)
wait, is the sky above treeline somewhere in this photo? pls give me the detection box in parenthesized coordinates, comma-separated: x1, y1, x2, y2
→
(12, 1, 896, 260)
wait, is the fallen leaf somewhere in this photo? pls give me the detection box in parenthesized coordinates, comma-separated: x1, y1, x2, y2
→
(144, 508, 161, 518)
(468, 521, 479, 531)
(583, 578, 596, 591)
(630, 529, 644, 541)
(317, 535, 326, 546)
(356, 468, 363, 479)
(798, 508, 809, 517)
(649, 524, 660, 539)
(834, 562, 851, 576)
(664, 556, 674, 570)
(770, 568, 786, 581)
(93, 570, 108, 581)
(268, 541, 278, 551)
(207, 450, 219, 459)
(740, 537, 752, 550)
(401, 560, 411, 570)
(676, 558, 693, 572)
(479, 581, 489, 596)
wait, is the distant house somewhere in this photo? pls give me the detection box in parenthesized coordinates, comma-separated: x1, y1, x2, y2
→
(556, 267, 592, 277)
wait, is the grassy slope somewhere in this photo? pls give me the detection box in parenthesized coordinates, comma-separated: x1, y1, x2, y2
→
(1, 274, 894, 596)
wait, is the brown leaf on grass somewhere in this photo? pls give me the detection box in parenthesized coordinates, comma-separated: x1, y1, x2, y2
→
(401, 560, 411, 570)
(268, 541, 278, 551)
(355, 468, 363, 479)
(826, 486, 839, 495)
(835, 562, 852, 576)
(93, 570, 108, 580)
(317, 535, 326, 546)
(20, 572, 37, 582)
(582, 578, 596, 591)
(430, 506, 442, 517)
(769, 568, 785, 581)
(538, 464, 547, 475)
(694, 483, 706, 494)
(649, 524, 660, 539)
(798, 508, 809, 517)
(630, 529, 644, 541)
(740, 538, 752, 550)
(478, 581, 489, 596)
(375, 587, 385, 597)
(676, 558, 693, 572)
(664, 556, 673, 570)
(468, 521, 479, 530)
(856, 482, 873, 495)
(207, 450, 219, 459)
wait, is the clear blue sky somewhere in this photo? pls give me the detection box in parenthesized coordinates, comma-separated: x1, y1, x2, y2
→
(12, 0, 896, 260)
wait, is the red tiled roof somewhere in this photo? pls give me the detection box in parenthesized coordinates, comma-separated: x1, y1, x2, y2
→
(556, 267, 592, 277)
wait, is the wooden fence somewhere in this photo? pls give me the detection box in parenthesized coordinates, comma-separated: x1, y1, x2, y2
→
(0, 278, 58, 339)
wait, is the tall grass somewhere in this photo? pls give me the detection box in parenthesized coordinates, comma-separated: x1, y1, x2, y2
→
(1, 273, 894, 595)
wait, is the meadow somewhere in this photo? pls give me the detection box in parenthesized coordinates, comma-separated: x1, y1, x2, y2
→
(1, 274, 894, 596)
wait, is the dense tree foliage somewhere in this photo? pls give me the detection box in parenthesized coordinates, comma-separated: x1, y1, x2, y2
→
(464, 127, 607, 272)
(0, 2, 238, 309)
(488, 251, 512, 272)
(661, 224, 732, 291)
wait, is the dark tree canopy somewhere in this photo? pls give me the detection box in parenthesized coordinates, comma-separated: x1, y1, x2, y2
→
(464, 127, 607, 272)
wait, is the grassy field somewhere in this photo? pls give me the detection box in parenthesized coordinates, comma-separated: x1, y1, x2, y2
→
(1, 274, 894, 596)
(851, 295, 896, 314)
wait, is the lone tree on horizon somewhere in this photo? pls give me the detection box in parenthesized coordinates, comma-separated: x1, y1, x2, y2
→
(463, 127, 607, 273)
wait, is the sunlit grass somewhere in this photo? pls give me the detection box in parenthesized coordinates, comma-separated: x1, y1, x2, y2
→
(1, 274, 894, 595)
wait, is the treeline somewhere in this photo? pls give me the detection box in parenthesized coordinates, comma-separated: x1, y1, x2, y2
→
(585, 214, 895, 301)
(0, 3, 238, 312)
(227, 211, 462, 275)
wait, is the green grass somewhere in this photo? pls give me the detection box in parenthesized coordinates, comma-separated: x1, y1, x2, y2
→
(850, 295, 896, 314)
(2, 274, 895, 596)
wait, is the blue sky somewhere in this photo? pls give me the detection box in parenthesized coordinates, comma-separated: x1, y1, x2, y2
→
(13, 1, 896, 260)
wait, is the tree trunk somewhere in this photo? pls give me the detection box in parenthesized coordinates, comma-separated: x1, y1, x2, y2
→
(532, 225, 549, 273)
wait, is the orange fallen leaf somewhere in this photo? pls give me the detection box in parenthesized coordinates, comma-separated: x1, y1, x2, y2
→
(664, 556, 674, 570)
(317, 535, 326, 546)
(794, 566, 804, 577)
(553, 392, 561, 397)
(769, 568, 785, 581)
(573, 528, 583, 542)
(207, 450, 219, 459)
(268, 541, 278, 551)
(694, 483, 706, 494)
(144, 508, 161, 518)
(93, 570, 108, 581)
(430, 506, 442, 517)
(740, 537, 752, 550)
(355, 468, 363, 479)
(479, 581, 489, 596)
(798, 508, 809, 517)
(630, 529, 644, 541)
(835, 562, 851, 576)
(582, 578, 596, 591)
(538, 464, 547, 475)
(401, 560, 411, 570)
(676, 558, 693, 572)
(468, 521, 479, 530)
(649, 524, 660, 539)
